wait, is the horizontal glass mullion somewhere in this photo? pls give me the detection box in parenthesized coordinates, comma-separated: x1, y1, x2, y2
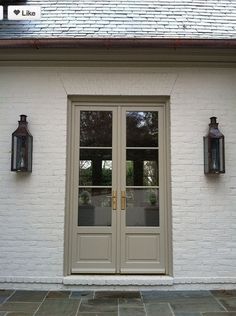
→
(126, 186, 159, 189)
(79, 186, 112, 188)
(80, 147, 112, 149)
(126, 147, 159, 150)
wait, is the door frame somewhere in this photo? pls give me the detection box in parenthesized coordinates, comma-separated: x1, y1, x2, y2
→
(64, 95, 172, 276)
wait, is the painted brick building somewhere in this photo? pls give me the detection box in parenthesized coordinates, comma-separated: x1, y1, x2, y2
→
(0, 0, 236, 290)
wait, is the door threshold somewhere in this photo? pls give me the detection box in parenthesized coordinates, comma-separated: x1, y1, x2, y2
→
(63, 275, 173, 286)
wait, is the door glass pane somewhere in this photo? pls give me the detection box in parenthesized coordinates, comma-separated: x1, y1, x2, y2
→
(126, 149, 158, 186)
(78, 188, 112, 226)
(79, 149, 112, 186)
(126, 111, 158, 147)
(126, 189, 159, 226)
(80, 111, 112, 147)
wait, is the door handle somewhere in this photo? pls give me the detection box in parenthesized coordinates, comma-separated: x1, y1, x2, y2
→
(121, 191, 126, 210)
(112, 191, 117, 210)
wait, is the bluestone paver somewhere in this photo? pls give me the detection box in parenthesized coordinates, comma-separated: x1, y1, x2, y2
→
(35, 298, 79, 316)
(79, 298, 118, 313)
(218, 298, 236, 312)
(119, 305, 145, 316)
(145, 302, 173, 316)
(0, 302, 39, 313)
(8, 291, 47, 302)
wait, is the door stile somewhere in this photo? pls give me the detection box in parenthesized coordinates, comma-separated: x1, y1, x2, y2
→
(157, 106, 166, 271)
(120, 107, 127, 272)
(112, 106, 119, 273)
(71, 106, 81, 271)
(115, 106, 122, 273)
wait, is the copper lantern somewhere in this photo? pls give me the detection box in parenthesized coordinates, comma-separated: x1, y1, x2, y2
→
(204, 117, 225, 174)
(11, 115, 33, 172)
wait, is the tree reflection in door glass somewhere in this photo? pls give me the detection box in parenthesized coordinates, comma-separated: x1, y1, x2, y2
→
(80, 111, 112, 147)
(79, 149, 112, 186)
(126, 149, 158, 186)
(126, 111, 158, 147)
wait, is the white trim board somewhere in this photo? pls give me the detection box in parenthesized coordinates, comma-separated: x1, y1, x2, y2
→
(0, 276, 236, 291)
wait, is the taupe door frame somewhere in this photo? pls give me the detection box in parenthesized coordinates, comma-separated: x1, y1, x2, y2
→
(64, 96, 172, 276)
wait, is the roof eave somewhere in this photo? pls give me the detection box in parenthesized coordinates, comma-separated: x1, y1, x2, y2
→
(0, 38, 236, 49)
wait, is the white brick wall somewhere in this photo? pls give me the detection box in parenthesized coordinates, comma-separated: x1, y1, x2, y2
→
(0, 66, 235, 289)
(0, 69, 67, 278)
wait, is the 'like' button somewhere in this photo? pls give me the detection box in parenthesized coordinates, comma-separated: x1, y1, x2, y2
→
(8, 6, 41, 20)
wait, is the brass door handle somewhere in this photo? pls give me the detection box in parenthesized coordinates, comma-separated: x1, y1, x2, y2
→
(121, 191, 126, 210)
(112, 191, 117, 210)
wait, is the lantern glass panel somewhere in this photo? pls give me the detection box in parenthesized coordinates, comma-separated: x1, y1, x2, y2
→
(12, 135, 18, 171)
(27, 137, 33, 172)
(219, 137, 225, 173)
(210, 138, 220, 172)
(203, 136, 209, 174)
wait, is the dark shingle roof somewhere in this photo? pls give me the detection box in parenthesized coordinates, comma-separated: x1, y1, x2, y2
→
(0, 0, 235, 39)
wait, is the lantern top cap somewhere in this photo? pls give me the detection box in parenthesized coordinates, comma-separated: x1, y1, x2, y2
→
(19, 114, 28, 125)
(209, 116, 219, 129)
(19, 114, 27, 122)
(210, 117, 217, 124)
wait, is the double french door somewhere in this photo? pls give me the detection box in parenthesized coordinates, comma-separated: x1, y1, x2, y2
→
(70, 103, 167, 274)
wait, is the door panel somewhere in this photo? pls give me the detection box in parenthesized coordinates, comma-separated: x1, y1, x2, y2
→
(71, 107, 117, 273)
(120, 107, 165, 273)
(126, 234, 160, 260)
(77, 234, 112, 260)
(71, 104, 166, 274)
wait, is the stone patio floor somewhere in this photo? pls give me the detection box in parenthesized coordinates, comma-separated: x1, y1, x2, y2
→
(0, 289, 236, 316)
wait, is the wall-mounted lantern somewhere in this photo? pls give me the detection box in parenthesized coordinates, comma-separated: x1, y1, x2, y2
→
(11, 114, 33, 172)
(204, 117, 225, 174)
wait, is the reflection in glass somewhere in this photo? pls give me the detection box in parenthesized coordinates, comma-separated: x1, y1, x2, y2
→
(126, 149, 158, 186)
(126, 189, 159, 226)
(126, 111, 158, 147)
(80, 111, 112, 147)
(79, 149, 112, 186)
(78, 188, 112, 226)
